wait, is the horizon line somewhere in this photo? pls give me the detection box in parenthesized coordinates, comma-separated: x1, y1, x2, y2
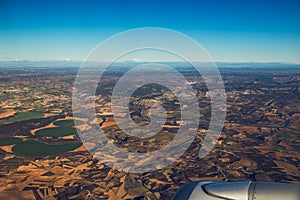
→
(0, 59, 300, 65)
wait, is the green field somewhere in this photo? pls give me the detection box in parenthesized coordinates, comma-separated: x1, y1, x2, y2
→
(35, 126, 78, 137)
(34, 119, 84, 137)
(0, 137, 23, 146)
(0, 111, 43, 124)
(12, 140, 82, 156)
(53, 119, 84, 127)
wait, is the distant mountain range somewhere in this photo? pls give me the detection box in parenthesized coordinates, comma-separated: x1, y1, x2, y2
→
(0, 60, 299, 69)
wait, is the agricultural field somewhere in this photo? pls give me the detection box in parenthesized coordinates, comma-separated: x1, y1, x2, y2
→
(0, 111, 43, 124)
(12, 140, 82, 156)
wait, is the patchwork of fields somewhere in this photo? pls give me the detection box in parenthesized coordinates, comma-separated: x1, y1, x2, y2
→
(0, 112, 85, 156)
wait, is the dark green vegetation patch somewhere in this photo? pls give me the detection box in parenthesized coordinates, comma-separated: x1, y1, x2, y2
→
(0, 137, 23, 146)
(35, 119, 84, 137)
(35, 127, 77, 137)
(0, 111, 43, 124)
(53, 119, 84, 127)
(12, 140, 82, 156)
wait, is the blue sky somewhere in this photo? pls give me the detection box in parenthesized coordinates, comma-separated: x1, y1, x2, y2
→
(0, 0, 300, 63)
